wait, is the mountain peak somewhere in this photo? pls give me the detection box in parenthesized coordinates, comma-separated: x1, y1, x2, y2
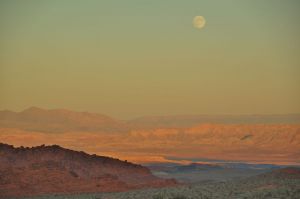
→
(0, 107, 129, 133)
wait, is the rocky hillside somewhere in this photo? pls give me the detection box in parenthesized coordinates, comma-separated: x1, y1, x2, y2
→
(0, 143, 177, 198)
(0, 107, 299, 165)
(0, 123, 299, 165)
(7, 167, 300, 199)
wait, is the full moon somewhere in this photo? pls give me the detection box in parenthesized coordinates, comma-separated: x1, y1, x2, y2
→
(193, 16, 206, 29)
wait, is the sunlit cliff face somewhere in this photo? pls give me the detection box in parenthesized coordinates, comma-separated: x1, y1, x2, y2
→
(1, 123, 299, 165)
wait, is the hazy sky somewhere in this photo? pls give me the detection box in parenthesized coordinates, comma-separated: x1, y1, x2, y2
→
(1, 0, 299, 119)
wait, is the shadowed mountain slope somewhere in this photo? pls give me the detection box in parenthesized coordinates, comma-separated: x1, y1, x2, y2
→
(0, 143, 177, 198)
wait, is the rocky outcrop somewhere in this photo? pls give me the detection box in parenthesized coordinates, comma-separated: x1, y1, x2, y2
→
(0, 143, 177, 198)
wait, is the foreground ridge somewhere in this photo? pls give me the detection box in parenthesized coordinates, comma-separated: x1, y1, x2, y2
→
(0, 143, 177, 198)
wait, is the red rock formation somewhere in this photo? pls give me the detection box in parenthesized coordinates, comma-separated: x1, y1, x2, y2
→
(0, 143, 177, 198)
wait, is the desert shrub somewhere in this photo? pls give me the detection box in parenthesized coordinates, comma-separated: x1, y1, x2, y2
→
(152, 194, 165, 199)
(171, 196, 189, 199)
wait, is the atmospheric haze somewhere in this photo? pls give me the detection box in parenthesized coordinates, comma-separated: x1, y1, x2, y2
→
(0, 0, 300, 119)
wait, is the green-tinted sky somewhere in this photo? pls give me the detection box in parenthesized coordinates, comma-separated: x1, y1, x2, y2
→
(1, 0, 299, 119)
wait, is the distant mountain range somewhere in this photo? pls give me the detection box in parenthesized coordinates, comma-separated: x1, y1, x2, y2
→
(0, 107, 299, 165)
(147, 162, 283, 173)
(0, 107, 129, 133)
(129, 113, 300, 129)
(146, 162, 289, 183)
(0, 107, 300, 133)
(0, 143, 177, 198)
